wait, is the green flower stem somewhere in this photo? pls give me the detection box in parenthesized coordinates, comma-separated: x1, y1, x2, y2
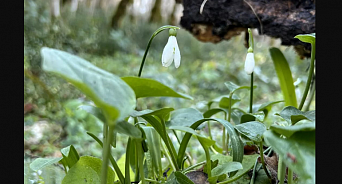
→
(138, 25, 180, 77)
(86, 132, 125, 184)
(278, 156, 286, 184)
(250, 156, 260, 184)
(101, 125, 115, 184)
(298, 43, 315, 110)
(208, 121, 213, 140)
(161, 142, 177, 171)
(136, 139, 146, 184)
(222, 127, 226, 154)
(182, 161, 206, 174)
(249, 72, 254, 113)
(125, 138, 132, 184)
(288, 168, 293, 184)
(303, 77, 315, 111)
(259, 142, 272, 181)
(134, 142, 140, 182)
(204, 148, 212, 178)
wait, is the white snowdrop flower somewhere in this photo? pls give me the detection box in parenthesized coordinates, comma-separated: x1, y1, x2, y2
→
(162, 29, 181, 68)
(244, 52, 255, 75)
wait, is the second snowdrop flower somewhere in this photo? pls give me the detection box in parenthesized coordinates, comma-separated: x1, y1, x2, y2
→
(162, 28, 181, 68)
(244, 47, 255, 75)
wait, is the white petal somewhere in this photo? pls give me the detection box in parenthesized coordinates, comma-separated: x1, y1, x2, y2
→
(173, 38, 181, 68)
(162, 37, 174, 67)
(244, 53, 255, 75)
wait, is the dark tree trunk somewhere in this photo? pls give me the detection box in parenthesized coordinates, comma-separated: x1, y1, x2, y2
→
(111, 0, 130, 28)
(149, 0, 163, 23)
(179, 0, 315, 58)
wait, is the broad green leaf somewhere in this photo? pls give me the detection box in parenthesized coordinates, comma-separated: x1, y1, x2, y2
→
(177, 118, 244, 168)
(121, 76, 193, 100)
(203, 108, 228, 118)
(235, 121, 266, 143)
(130, 108, 174, 118)
(224, 81, 257, 94)
(30, 157, 62, 171)
(174, 171, 195, 184)
(77, 105, 106, 123)
(263, 130, 315, 183)
(240, 111, 265, 124)
(256, 100, 284, 117)
(231, 108, 247, 125)
(270, 121, 315, 138)
(41, 47, 136, 123)
(208, 94, 241, 109)
(166, 108, 204, 127)
(294, 33, 315, 44)
(275, 106, 315, 124)
(62, 156, 115, 184)
(269, 48, 297, 107)
(211, 162, 243, 177)
(223, 154, 259, 182)
(141, 126, 162, 177)
(60, 145, 80, 168)
(115, 121, 142, 138)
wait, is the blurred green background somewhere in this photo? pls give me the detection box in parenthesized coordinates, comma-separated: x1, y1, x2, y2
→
(24, 0, 314, 183)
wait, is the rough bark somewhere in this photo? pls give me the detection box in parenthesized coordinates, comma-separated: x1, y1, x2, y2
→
(179, 0, 315, 58)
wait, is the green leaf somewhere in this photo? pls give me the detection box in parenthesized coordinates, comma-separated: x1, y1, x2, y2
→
(263, 130, 315, 183)
(275, 106, 315, 124)
(60, 145, 80, 169)
(77, 105, 106, 123)
(115, 121, 142, 138)
(256, 100, 284, 117)
(177, 118, 244, 168)
(224, 81, 257, 94)
(174, 171, 195, 184)
(196, 135, 216, 149)
(203, 108, 228, 118)
(130, 108, 174, 118)
(235, 121, 266, 143)
(166, 108, 204, 127)
(121, 76, 193, 100)
(62, 156, 115, 184)
(270, 121, 315, 138)
(211, 162, 242, 177)
(29, 157, 62, 171)
(141, 126, 162, 177)
(294, 33, 315, 44)
(223, 154, 259, 182)
(168, 126, 202, 137)
(240, 111, 265, 123)
(208, 95, 241, 109)
(41, 47, 136, 123)
(269, 48, 298, 107)
(116, 154, 135, 181)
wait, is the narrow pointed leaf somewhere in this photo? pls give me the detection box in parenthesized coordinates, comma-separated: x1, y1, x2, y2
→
(60, 145, 80, 168)
(141, 126, 162, 177)
(269, 48, 298, 107)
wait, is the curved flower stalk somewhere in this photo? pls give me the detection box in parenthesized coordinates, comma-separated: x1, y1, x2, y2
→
(162, 28, 181, 68)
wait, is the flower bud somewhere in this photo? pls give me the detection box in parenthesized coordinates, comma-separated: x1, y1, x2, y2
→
(244, 52, 255, 75)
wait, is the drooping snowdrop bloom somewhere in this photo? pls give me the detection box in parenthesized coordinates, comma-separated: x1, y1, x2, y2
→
(162, 28, 181, 68)
(244, 48, 255, 75)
